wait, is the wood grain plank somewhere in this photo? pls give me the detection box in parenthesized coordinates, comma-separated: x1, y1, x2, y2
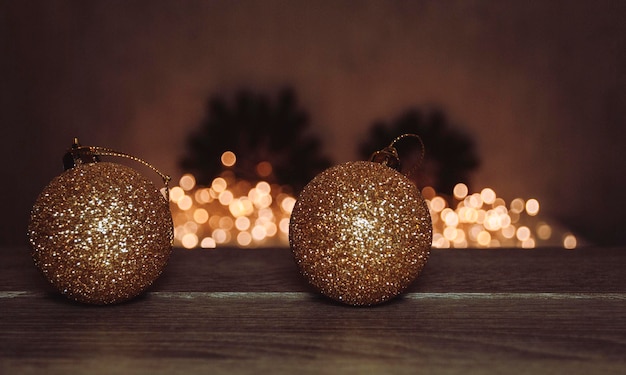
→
(2, 246, 625, 374)
(1, 291, 625, 374)
(4, 247, 624, 293)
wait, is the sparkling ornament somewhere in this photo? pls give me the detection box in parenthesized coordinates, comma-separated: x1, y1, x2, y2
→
(28, 139, 173, 304)
(289, 134, 432, 306)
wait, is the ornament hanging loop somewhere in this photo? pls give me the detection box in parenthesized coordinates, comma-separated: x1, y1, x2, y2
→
(369, 133, 425, 178)
(63, 138, 171, 200)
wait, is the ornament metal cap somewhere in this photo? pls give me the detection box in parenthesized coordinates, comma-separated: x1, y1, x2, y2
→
(63, 137, 100, 169)
(369, 133, 425, 176)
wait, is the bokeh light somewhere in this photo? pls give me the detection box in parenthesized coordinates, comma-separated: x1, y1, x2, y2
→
(179, 174, 196, 191)
(200, 237, 216, 248)
(221, 151, 237, 167)
(177, 195, 193, 211)
(170, 186, 185, 203)
(181, 233, 199, 249)
(256, 161, 273, 177)
(526, 198, 540, 216)
(453, 183, 469, 200)
(212, 177, 227, 192)
(563, 233, 577, 249)
(170, 171, 578, 249)
(480, 188, 496, 205)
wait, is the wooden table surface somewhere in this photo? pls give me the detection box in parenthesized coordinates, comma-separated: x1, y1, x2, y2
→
(1, 246, 625, 374)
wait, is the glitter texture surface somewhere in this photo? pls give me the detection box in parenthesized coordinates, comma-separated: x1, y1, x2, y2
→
(28, 162, 173, 304)
(289, 161, 432, 306)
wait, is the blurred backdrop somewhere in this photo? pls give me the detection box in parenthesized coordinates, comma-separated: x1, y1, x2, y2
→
(2, 0, 625, 246)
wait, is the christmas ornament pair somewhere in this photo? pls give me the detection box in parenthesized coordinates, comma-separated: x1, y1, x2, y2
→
(28, 136, 432, 306)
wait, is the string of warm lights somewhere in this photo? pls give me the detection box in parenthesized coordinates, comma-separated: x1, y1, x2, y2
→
(170, 169, 295, 249)
(423, 183, 576, 248)
(170, 151, 577, 249)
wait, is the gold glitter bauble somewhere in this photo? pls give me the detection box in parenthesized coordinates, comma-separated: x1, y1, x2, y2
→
(289, 161, 432, 306)
(28, 162, 173, 304)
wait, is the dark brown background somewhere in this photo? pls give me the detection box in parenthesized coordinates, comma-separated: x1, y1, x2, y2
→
(2, 1, 625, 245)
